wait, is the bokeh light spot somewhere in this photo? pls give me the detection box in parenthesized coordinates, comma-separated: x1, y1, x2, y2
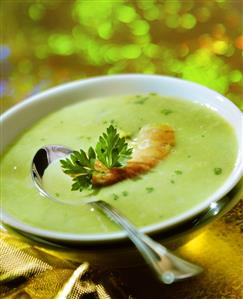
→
(225, 44, 235, 57)
(216, 0, 226, 3)
(35, 45, 48, 59)
(131, 20, 150, 36)
(143, 63, 156, 74)
(105, 47, 121, 63)
(178, 43, 190, 57)
(73, 2, 113, 27)
(122, 44, 141, 59)
(180, 13, 197, 29)
(108, 61, 126, 74)
(138, 0, 155, 11)
(48, 34, 74, 56)
(143, 43, 160, 58)
(143, 6, 160, 21)
(28, 4, 44, 21)
(165, 15, 179, 29)
(235, 35, 243, 50)
(212, 24, 226, 38)
(0, 46, 11, 60)
(212, 40, 228, 55)
(18, 59, 32, 74)
(229, 70, 242, 83)
(72, 27, 89, 50)
(164, 0, 181, 14)
(0, 80, 7, 96)
(98, 22, 113, 39)
(196, 7, 210, 22)
(198, 34, 213, 48)
(118, 5, 136, 23)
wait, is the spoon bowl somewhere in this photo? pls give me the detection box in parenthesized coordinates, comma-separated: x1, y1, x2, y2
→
(31, 144, 203, 284)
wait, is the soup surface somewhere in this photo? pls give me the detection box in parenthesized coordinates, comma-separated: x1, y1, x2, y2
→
(1, 94, 238, 234)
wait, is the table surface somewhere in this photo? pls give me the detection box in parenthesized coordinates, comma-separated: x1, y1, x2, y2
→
(1, 1, 243, 298)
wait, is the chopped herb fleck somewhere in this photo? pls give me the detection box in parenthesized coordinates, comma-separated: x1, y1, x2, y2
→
(113, 193, 119, 200)
(131, 176, 142, 181)
(135, 97, 149, 105)
(103, 120, 108, 124)
(187, 155, 191, 158)
(161, 109, 173, 115)
(149, 92, 157, 96)
(175, 170, 183, 175)
(214, 167, 222, 175)
(146, 187, 154, 193)
(110, 119, 118, 127)
(170, 180, 175, 184)
(79, 136, 91, 140)
(201, 135, 205, 138)
(40, 138, 46, 141)
(122, 191, 129, 197)
(55, 193, 60, 197)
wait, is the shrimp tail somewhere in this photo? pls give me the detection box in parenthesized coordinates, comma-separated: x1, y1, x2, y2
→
(92, 124, 175, 187)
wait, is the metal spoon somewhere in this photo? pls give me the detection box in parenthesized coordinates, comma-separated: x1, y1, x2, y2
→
(31, 145, 203, 284)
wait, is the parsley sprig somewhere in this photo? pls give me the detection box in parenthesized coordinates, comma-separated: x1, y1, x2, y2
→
(60, 125, 133, 192)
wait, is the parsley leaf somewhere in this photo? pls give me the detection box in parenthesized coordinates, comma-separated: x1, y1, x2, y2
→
(60, 147, 96, 192)
(96, 125, 133, 169)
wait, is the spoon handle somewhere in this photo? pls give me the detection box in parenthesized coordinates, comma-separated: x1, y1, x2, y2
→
(90, 200, 202, 284)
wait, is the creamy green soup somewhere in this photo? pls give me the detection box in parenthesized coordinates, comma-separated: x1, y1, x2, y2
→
(1, 94, 238, 234)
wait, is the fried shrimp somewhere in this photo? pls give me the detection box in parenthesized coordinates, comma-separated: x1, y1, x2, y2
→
(92, 124, 175, 186)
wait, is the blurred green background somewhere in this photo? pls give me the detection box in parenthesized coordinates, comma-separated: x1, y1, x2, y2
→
(1, 0, 242, 112)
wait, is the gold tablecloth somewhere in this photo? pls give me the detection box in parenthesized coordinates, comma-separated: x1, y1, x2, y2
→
(1, 1, 242, 298)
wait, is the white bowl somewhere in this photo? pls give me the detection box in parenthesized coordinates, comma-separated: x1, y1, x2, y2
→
(1, 74, 242, 244)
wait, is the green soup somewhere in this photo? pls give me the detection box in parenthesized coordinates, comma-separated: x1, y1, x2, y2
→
(1, 94, 238, 234)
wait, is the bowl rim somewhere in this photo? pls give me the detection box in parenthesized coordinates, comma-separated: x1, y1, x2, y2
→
(1, 74, 243, 243)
